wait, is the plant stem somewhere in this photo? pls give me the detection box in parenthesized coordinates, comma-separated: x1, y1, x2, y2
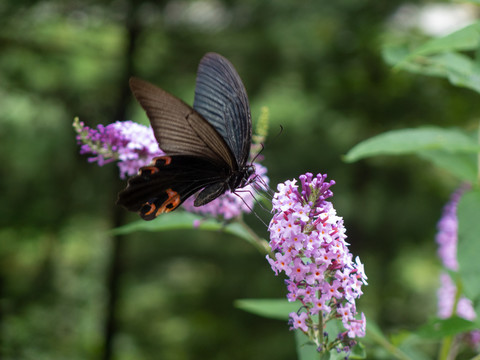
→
(237, 217, 273, 257)
(318, 311, 324, 351)
(438, 336, 454, 360)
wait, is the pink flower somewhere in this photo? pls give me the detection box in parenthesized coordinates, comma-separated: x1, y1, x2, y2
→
(267, 173, 367, 354)
(290, 311, 309, 332)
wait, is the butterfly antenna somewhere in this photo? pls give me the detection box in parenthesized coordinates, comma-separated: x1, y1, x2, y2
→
(250, 124, 284, 164)
(250, 142, 265, 164)
(251, 124, 284, 164)
(273, 124, 284, 141)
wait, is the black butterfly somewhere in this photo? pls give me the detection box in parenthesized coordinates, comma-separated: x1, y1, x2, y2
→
(117, 53, 254, 220)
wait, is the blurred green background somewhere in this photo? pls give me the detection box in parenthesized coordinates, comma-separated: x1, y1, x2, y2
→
(1, 1, 478, 359)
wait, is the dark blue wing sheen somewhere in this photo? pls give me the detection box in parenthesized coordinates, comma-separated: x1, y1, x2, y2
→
(193, 53, 252, 168)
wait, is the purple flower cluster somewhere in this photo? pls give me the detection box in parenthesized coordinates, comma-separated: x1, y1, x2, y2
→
(435, 187, 465, 271)
(436, 186, 480, 349)
(437, 273, 476, 321)
(74, 119, 268, 220)
(74, 118, 161, 179)
(267, 173, 367, 354)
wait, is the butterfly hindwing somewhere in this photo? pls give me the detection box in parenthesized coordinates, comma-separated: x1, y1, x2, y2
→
(118, 155, 230, 220)
(193, 53, 252, 168)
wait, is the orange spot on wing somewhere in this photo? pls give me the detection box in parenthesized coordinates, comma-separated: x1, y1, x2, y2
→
(157, 188, 181, 215)
(154, 156, 172, 166)
(140, 166, 160, 175)
(142, 202, 156, 216)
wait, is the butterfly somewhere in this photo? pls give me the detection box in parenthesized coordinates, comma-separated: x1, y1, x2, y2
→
(117, 53, 255, 220)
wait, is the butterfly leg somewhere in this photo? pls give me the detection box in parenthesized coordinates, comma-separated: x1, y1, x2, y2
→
(194, 182, 228, 206)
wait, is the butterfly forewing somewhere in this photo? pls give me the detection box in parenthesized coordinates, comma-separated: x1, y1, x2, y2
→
(129, 77, 235, 168)
(193, 53, 251, 168)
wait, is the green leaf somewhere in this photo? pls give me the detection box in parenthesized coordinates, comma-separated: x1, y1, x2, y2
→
(383, 44, 448, 77)
(294, 330, 320, 360)
(384, 47, 480, 94)
(221, 221, 261, 244)
(349, 342, 367, 359)
(364, 321, 416, 360)
(457, 189, 480, 301)
(431, 52, 480, 93)
(382, 43, 409, 67)
(416, 317, 476, 339)
(396, 21, 480, 66)
(112, 212, 271, 254)
(234, 298, 299, 320)
(112, 211, 255, 241)
(383, 22, 480, 93)
(344, 127, 480, 163)
(364, 320, 390, 344)
(111, 211, 207, 234)
(418, 150, 477, 182)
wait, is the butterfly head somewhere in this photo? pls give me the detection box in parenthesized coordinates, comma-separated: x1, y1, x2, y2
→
(246, 164, 256, 181)
(240, 164, 257, 188)
(225, 164, 253, 192)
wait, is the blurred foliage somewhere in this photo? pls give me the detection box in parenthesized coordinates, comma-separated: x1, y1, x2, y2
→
(1, 0, 479, 359)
